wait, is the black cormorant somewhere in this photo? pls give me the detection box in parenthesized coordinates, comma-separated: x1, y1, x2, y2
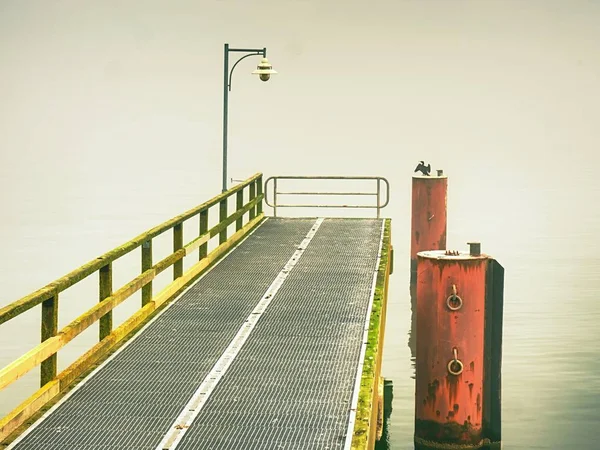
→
(414, 161, 431, 176)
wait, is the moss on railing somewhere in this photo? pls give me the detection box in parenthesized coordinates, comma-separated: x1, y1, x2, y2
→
(0, 173, 265, 444)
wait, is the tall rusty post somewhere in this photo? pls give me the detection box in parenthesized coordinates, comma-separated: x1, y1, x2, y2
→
(410, 170, 447, 283)
(414, 243, 504, 450)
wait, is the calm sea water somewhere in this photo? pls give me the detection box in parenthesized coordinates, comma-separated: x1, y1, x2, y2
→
(381, 178, 600, 449)
(1, 170, 599, 449)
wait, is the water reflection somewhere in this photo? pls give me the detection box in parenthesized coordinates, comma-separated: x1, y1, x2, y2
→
(408, 281, 417, 380)
(375, 379, 394, 450)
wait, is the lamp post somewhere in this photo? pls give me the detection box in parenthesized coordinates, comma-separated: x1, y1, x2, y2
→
(222, 43, 277, 193)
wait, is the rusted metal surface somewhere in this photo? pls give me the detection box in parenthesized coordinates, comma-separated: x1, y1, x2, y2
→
(410, 175, 447, 280)
(415, 251, 488, 447)
(483, 259, 504, 444)
(415, 249, 504, 449)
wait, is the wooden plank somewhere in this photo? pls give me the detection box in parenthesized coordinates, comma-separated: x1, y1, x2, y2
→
(184, 196, 261, 257)
(183, 234, 210, 257)
(59, 269, 156, 343)
(0, 214, 265, 431)
(236, 190, 244, 231)
(0, 380, 60, 442)
(0, 285, 53, 326)
(256, 176, 263, 215)
(173, 224, 183, 280)
(199, 209, 208, 261)
(0, 267, 156, 392)
(99, 263, 113, 341)
(58, 334, 117, 389)
(249, 181, 256, 220)
(0, 173, 263, 324)
(0, 337, 62, 391)
(141, 240, 153, 306)
(57, 302, 157, 389)
(219, 199, 227, 244)
(153, 249, 185, 275)
(40, 294, 58, 387)
(59, 214, 264, 393)
(206, 196, 262, 241)
(376, 376, 384, 441)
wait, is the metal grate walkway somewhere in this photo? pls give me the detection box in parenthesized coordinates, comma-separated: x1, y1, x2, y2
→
(8, 218, 384, 450)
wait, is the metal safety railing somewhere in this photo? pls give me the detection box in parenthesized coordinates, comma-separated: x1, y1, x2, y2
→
(264, 175, 390, 218)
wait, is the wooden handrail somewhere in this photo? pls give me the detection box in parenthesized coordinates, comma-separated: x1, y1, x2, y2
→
(0, 173, 262, 325)
(0, 174, 264, 397)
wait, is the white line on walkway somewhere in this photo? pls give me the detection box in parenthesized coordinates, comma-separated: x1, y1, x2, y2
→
(5, 219, 269, 450)
(156, 217, 324, 450)
(343, 219, 386, 450)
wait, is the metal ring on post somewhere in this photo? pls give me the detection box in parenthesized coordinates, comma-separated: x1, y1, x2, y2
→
(446, 285, 463, 311)
(447, 348, 464, 376)
(446, 294, 463, 311)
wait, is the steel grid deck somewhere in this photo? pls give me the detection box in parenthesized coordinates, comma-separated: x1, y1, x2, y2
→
(10, 218, 384, 450)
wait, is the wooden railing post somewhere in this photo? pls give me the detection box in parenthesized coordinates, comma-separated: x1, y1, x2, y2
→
(249, 182, 256, 221)
(142, 240, 153, 306)
(236, 190, 244, 231)
(1, 173, 265, 406)
(40, 294, 58, 387)
(219, 199, 227, 244)
(174, 224, 183, 279)
(199, 209, 208, 261)
(256, 175, 263, 215)
(99, 263, 113, 341)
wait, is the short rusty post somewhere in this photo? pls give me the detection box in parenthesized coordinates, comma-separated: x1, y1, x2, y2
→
(414, 244, 504, 449)
(219, 199, 227, 244)
(468, 242, 481, 256)
(99, 263, 113, 341)
(173, 223, 183, 279)
(236, 190, 244, 231)
(410, 170, 447, 282)
(256, 175, 263, 215)
(199, 209, 208, 260)
(249, 182, 256, 221)
(40, 294, 58, 386)
(142, 240, 153, 306)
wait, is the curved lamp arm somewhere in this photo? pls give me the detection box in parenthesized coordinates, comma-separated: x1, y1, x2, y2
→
(228, 52, 262, 91)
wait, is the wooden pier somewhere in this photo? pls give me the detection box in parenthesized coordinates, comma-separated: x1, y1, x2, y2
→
(0, 173, 393, 450)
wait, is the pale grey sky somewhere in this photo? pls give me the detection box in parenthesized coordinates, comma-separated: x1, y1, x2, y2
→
(2, 1, 598, 192)
(2, 0, 599, 304)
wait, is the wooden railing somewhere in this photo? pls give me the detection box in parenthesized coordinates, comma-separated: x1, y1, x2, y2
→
(0, 173, 264, 441)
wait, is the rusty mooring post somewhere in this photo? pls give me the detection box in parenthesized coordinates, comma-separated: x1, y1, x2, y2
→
(410, 170, 447, 283)
(414, 243, 504, 450)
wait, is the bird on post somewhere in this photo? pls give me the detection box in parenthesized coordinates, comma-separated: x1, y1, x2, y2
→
(414, 161, 431, 176)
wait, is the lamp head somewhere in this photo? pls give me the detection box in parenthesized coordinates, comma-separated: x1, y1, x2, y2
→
(252, 57, 277, 82)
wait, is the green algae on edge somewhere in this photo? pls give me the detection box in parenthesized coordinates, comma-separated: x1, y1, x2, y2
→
(351, 218, 392, 449)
